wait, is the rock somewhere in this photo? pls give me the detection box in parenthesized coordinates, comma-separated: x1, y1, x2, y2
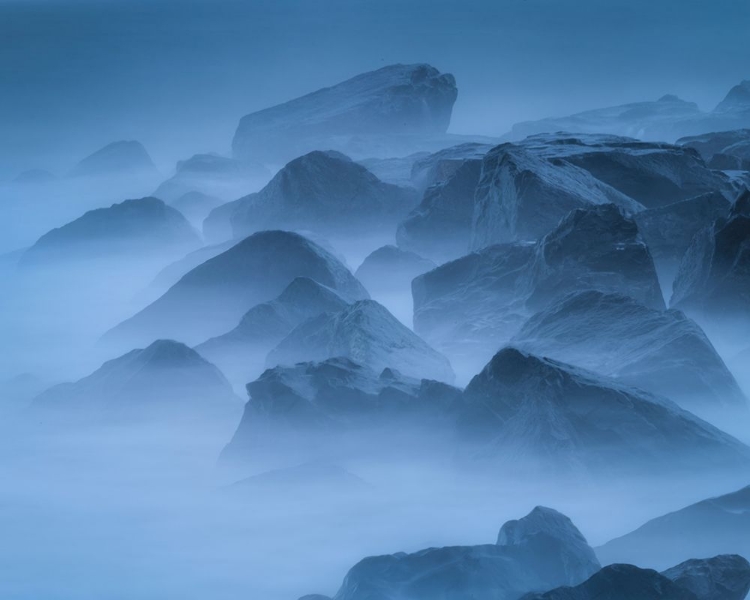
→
(357, 152, 429, 187)
(230, 463, 370, 499)
(325, 506, 600, 600)
(662, 555, 750, 600)
(679, 129, 750, 171)
(68, 140, 158, 178)
(355, 245, 435, 295)
(168, 191, 224, 226)
(103, 230, 369, 348)
(267, 299, 455, 383)
(227, 150, 418, 241)
(471, 134, 732, 249)
(409, 142, 493, 193)
(597, 485, 750, 569)
(521, 564, 698, 600)
(715, 81, 750, 114)
(511, 290, 746, 413)
(221, 357, 461, 463)
(196, 277, 350, 385)
(670, 189, 750, 318)
(459, 347, 750, 473)
(31, 340, 238, 423)
(413, 204, 664, 376)
(12, 169, 56, 184)
(232, 64, 458, 163)
(153, 153, 271, 202)
(20, 197, 200, 266)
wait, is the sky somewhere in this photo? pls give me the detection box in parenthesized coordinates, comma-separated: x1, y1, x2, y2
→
(0, 0, 748, 177)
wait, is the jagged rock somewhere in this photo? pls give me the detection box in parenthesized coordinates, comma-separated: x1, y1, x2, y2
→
(267, 300, 455, 383)
(662, 555, 750, 600)
(168, 191, 224, 226)
(153, 153, 271, 202)
(32, 340, 238, 423)
(355, 245, 435, 294)
(634, 192, 731, 266)
(679, 129, 750, 171)
(671, 190, 750, 317)
(196, 277, 350, 385)
(471, 134, 732, 249)
(221, 357, 461, 463)
(511, 290, 746, 412)
(232, 64, 458, 163)
(69, 140, 158, 178)
(597, 485, 750, 569)
(325, 506, 600, 600)
(413, 204, 664, 375)
(20, 197, 199, 265)
(104, 231, 368, 348)
(226, 150, 418, 241)
(459, 347, 750, 473)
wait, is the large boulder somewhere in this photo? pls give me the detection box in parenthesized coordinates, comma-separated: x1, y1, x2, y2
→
(68, 140, 158, 178)
(227, 150, 418, 241)
(20, 197, 199, 266)
(232, 64, 458, 163)
(32, 339, 238, 423)
(459, 347, 750, 474)
(679, 129, 750, 171)
(511, 290, 746, 413)
(196, 277, 350, 385)
(324, 506, 600, 600)
(267, 299, 455, 383)
(103, 230, 369, 348)
(662, 555, 750, 600)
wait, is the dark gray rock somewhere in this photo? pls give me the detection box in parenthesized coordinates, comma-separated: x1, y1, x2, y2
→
(459, 347, 750, 473)
(267, 299, 455, 383)
(227, 150, 418, 241)
(662, 555, 750, 600)
(32, 340, 238, 423)
(512, 290, 746, 413)
(355, 245, 435, 294)
(20, 197, 199, 265)
(327, 506, 600, 600)
(69, 140, 158, 178)
(104, 230, 369, 348)
(232, 64, 458, 163)
(597, 485, 750, 569)
(679, 129, 750, 171)
(196, 277, 350, 385)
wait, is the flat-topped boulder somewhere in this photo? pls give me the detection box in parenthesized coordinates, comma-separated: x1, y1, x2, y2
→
(232, 64, 458, 163)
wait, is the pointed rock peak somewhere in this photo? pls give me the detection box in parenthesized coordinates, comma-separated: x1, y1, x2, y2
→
(497, 506, 591, 547)
(138, 339, 206, 367)
(379, 367, 405, 382)
(715, 80, 750, 113)
(479, 346, 551, 384)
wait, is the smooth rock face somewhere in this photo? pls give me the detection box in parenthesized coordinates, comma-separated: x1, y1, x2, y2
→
(267, 299, 455, 383)
(328, 506, 600, 600)
(69, 140, 158, 178)
(355, 245, 435, 294)
(221, 357, 461, 462)
(459, 347, 750, 473)
(227, 150, 418, 241)
(196, 277, 351, 385)
(679, 129, 750, 171)
(153, 153, 271, 202)
(670, 190, 750, 317)
(232, 64, 458, 163)
(597, 485, 750, 569)
(20, 197, 199, 265)
(104, 230, 369, 348)
(412, 204, 664, 373)
(470, 134, 731, 249)
(32, 340, 237, 423)
(511, 290, 746, 412)
(662, 555, 750, 600)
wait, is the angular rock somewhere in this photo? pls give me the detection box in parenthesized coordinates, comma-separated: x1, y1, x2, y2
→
(355, 245, 435, 295)
(32, 339, 238, 423)
(679, 129, 750, 171)
(232, 64, 458, 163)
(409, 142, 493, 193)
(512, 290, 746, 412)
(326, 506, 600, 600)
(662, 555, 750, 600)
(459, 347, 750, 473)
(104, 230, 368, 348)
(153, 153, 271, 202)
(196, 277, 350, 385)
(267, 299, 455, 383)
(69, 140, 158, 178)
(20, 197, 199, 266)
(228, 150, 418, 241)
